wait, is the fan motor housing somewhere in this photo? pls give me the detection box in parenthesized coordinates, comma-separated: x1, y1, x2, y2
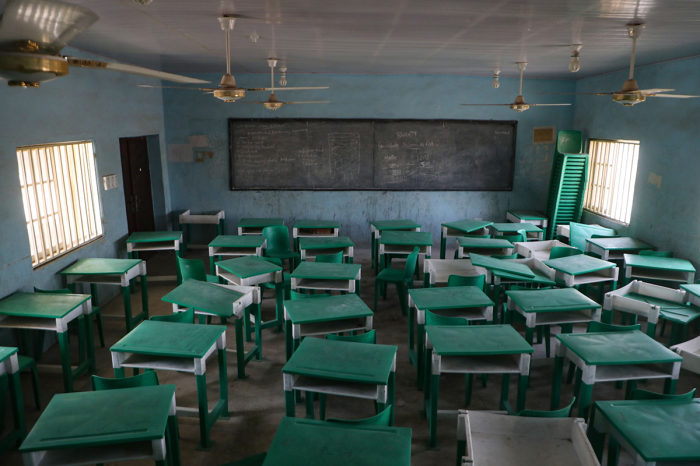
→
(0, 52, 69, 86)
(612, 93, 646, 106)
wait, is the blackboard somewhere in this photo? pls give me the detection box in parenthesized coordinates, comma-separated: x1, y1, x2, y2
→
(229, 119, 517, 191)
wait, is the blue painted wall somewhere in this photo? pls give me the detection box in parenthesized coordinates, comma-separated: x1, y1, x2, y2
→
(573, 55, 700, 265)
(163, 73, 575, 245)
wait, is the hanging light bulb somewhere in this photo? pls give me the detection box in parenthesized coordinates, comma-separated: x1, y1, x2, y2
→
(492, 70, 500, 88)
(569, 44, 582, 72)
(279, 67, 287, 86)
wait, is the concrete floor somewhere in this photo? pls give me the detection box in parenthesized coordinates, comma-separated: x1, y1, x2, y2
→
(3, 247, 699, 465)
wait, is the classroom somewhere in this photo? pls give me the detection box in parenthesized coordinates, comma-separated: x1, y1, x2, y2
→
(1, 0, 700, 465)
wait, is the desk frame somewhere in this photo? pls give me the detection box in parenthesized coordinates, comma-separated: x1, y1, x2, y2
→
(179, 209, 225, 256)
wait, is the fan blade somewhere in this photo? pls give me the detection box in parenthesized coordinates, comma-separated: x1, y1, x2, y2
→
(648, 94, 700, 98)
(0, 0, 98, 54)
(460, 104, 512, 106)
(67, 58, 209, 84)
(536, 92, 613, 96)
(246, 86, 329, 91)
(529, 103, 572, 106)
(138, 84, 218, 91)
(637, 88, 675, 94)
(282, 101, 331, 104)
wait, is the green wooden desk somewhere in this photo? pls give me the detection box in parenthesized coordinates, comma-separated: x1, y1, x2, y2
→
(162, 279, 260, 379)
(111, 321, 228, 450)
(0, 347, 25, 453)
(490, 222, 544, 241)
(623, 254, 696, 286)
(440, 219, 493, 259)
(237, 217, 284, 236)
(292, 220, 340, 251)
(422, 258, 491, 288)
(284, 293, 373, 360)
(585, 237, 654, 260)
(544, 254, 618, 299)
(506, 210, 548, 228)
(61, 258, 148, 333)
(514, 239, 575, 261)
(456, 237, 514, 259)
(589, 399, 700, 465)
(408, 286, 494, 387)
(179, 209, 225, 256)
(216, 256, 285, 333)
(556, 223, 608, 241)
(263, 417, 411, 466)
(682, 283, 700, 307)
(0, 293, 92, 392)
(127, 231, 183, 258)
(378, 230, 432, 277)
(424, 325, 533, 449)
(551, 330, 682, 419)
(370, 220, 421, 270)
(208, 235, 265, 272)
(298, 236, 354, 263)
(20, 385, 179, 466)
(290, 262, 362, 295)
(282, 338, 397, 424)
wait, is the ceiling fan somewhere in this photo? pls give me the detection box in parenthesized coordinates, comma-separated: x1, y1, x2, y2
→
(139, 16, 328, 102)
(240, 58, 329, 110)
(461, 62, 571, 112)
(0, 0, 209, 87)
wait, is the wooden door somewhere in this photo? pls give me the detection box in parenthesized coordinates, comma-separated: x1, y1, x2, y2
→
(120, 136, 155, 235)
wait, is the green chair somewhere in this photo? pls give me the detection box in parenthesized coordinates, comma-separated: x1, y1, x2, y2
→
(549, 247, 583, 259)
(250, 257, 290, 341)
(491, 253, 518, 260)
(176, 256, 219, 284)
(495, 232, 526, 244)
(35, 286, 105, 349)
(639, 250, 673, 258)
(326, 406, 392, 427)
(150, 308, 195, 324)
(628, 388, 695, 401)
(512, 397, 576, 418)
(447, 274, 486, 293)
(374, 247, 419, 316)
(315, 251, 343, 263)
(290, 290, 330, 300)
(219, 454, 267, 466)
(326, 329, 376, 344)
(263, 226, 300, 272)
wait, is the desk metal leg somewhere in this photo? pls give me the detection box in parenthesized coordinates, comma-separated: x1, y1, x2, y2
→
(427, 372, 440, 450)
(82, 310, 96, 373)
(550, 354, 564, 410)
(388, 372, 396, 426)
(440, 233, 446, 260)
(0, 369, 26, 453)
(516, 374, 528, 412)
(285, 390, 295, 417)
(416, 323, 425, 389)
(57, 331, 73, 392)
(122, 286, 133, 333)
(499, 374, 510, 411)
(577, 382, 593, 419)
(663, 377, 677, 394)
(275, 283, 284, 332)
(234, 319, 247, 380)
(195, 374, 212, 451)
(141, 274, 149, 321)
(305, 391, 315, 419)
(167, 414, 181, 466)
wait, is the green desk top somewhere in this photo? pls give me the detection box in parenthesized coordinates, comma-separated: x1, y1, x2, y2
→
(491, 268, 556, 285)
(441, 219, 493, 233)
(20, 385, 175, 452)
(216, 255, 282, 279)
(507, 210, 547, 220)
(469, 254, 535, 278)
(682, 284, 700, 298)
(294, 220, 340, 229)
(291, 262, 361, 280)
(408, 286, 494, 310)
(161, 279, 244, 318)
(544, 254, 616, 275)
(0, 346, 17, 364)
(298, 236, 354, 250)
(556, 330, 682, 365)
(0, 293, 90, 319)
(126, 231, 182, 243)
(238, 218, 284, 228)
(506, 288, 599, 313)
(370, 220, 421, 230)
(61, 258, 142, 276)
(623, 292, 700, 324)
(282, 338, 397, 384)
(624, 254, 696, 273)
(456, 237, 514, 249)
(585, 237, 654, 251)
(426, 325, 533, 356)
(595, 399, 700, 462)
(380, 230, 432, 246)
(284, 293, 372, 324)
(111, 321, 225, 358)
(209, 235, 265, 248)
(263, 417, 412, 466)
(491, 222, 543, 233)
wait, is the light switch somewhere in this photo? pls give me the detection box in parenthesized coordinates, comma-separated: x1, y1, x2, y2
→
(103, 174, 118, 191)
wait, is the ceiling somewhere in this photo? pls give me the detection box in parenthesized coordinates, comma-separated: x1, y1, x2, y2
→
(4, 0, 700, 79)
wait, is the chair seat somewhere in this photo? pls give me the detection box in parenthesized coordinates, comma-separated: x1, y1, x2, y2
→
(17, 355, 35, 371)
(376, 268, 406, 282)
(206, 274, 219, 283)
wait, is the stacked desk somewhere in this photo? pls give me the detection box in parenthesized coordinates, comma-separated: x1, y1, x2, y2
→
(585, 237, 654, 260)
(291, 262, 362, 295)
(178, 209, 225, 255)
(126, 231, 183, 259)
(237, 218, 284, 236)
(208, 236, 265, 272)
(506, 210, 548, 228)
(378, 230, 432, 277)
(298, 236, 354, 263)
(490, 223, 543, 241)
(292, 220, 340, 251)
(439, 219, 493, 259)
(544, 254, 618, 300)
(422, 258, 490, 288)
(370, 220, 421, 270)
(455, 237, 514, 259)
(514, 239, 575, 261)
(623, 254, 696, 287)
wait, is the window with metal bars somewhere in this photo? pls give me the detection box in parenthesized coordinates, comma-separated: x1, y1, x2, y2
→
(17, 141, 103, 267)
(583, 139, 640, 225)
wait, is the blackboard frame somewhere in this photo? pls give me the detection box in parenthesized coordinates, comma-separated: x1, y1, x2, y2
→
(229, 118, 517, 191)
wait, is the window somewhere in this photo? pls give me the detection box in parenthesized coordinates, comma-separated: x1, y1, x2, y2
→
(17, 141, 103, 267)
(583, 139, 640, 225)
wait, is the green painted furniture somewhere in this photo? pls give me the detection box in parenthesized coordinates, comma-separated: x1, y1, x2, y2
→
(422, 259, 490, 288)
(326, 405, 391, 426)
(549, 246, 583, 259)
(375, 247, 419, 316)
(623, 254, 696, 286)
(298, 236, 354, 263)
(263, 417, 411, 466)
(126, 232, 183, 285)
(556, 223, 610, 242)
(0, 347, 25, 454)
(490, 222, 543, 241)
(208, 235, 266, 272)
(179, 209, 225, 256)
(283, 293, 373, 361)
(671, 333, 700, 378)
(292, 220, 340, 251)
(514, 239, 576, 261)
(20, 385, 177, 466)
(291, 261, 361, 295)
(0, 293, 92, 392)
(585, 237, 654, 260)
(447, 274, 486, 290)
(440, 219, 493, 259)
(455, 237, 514, 259)
(150, 309, 196, 324)
(176, 256, 218, 284)
(639, 250, 673, 257)
(424, 325, 533, 449)
(544, 254, 618, 300)
(262, 225, 300, 272)
(514, 397, 576, 418)
(61, 258, 148, 333)
(282, 338, 397, 424)
(551, 330, 682, 419)
(506, 210, 548, 228)
(162, 279, 260, 379)
(111, 321, 228, 450)
(568, 222, 617, 252)
(378, 231, 432, 278)
(35, 286, 105, 349)
(17, 355, 40, 410)
(370, 219, 421, 270)
(408, 286, 494, 387)
(315, 251, 343, 263)
(238, 217, 284, 236)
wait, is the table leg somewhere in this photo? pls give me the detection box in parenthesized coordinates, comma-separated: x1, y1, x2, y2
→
(428, 372, 440, 450)
(305, 391, 315, 419)
(465, 374, 473, 406)
(417, 323, 425, 389)
(217, 348, 230, 419)
(83, 310, 96, 373)
(253, 304, 263, 360)
(141, 273, 149, 321)
(550, 354, 564, 410)
(0, 370, 26, 452)
(388, 372, 396, 426)
(356, 279, 361, 296)
(492, 283, 501, 319)
(195, 374, 212, 450)
(234, 319, 247, 380)
(602, 309, 613, 324)
(275, 283, 284, 332)
(370, 233, 375, 269)
(516, 374, 528, 412)
(586, 406, 605, 461)
(167, 414, 181, 466)
(624, 380, 637, 399)
(423, 272, 430, 288)
(209, 256, 215, 275)
(499, 374, 510, 411)
(577, 382, 593, 419)
(122, 286, 133, 333)
(440, 233, 446, 260)
(525, 326, 535, 347)
(285, 322, 293, 361)
(285, 390, 295, 417)
(663, 377, 677, 394)
(607, 437, 621, 466)
(127, 251, 136, 292)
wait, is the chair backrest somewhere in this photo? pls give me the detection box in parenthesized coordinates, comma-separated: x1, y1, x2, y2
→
(177, 257, 207, 283)
(519, 397, 576, 418)
(326, 329, 376, 344)
(628, 388, 696, 401)
(639, 250, 673, 258)
(150, 308, 195, 324)
(569, 222, 616, 252)
(290, 291, 331, 300)
(262, 257, 283, 267)
(425, 310, 469, 326)
(549, 247, 583, 260)
(34, 287, 71, 294)
(91, 371, 159, 391)
(556, 130, 582, 155)
(447, 274, 485, 293)
(587, 321, 641, 333)
(315, 251, 343, 263)
(403, 247, 420, 281)
(263, 225, 291, 254)
(491, 253, 518, 260)
(326, 406, 392, 427)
